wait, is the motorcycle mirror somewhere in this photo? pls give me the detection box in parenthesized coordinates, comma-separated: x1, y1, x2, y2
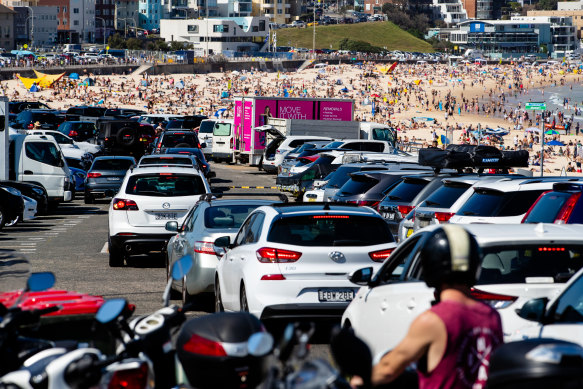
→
(96, 298, 128, 324)
(172, 255, 193, 281)
(330, 326, 372, 387)
(247, 332, 274, 357)
(26, 272, 55, 292)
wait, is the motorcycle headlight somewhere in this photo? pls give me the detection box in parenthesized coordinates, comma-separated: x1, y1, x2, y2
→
(1, 186, 21, 196)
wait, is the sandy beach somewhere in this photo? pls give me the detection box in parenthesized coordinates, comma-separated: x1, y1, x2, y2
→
(2, 60, 582, 175)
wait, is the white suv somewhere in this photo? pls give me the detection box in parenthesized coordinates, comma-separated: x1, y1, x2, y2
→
(107, 166, 211, 267)
(213, 204, 397, 320)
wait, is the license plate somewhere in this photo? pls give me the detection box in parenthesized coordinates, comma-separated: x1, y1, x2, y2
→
(318, 289, 354, 302)
(308, 198, 316, 202)
(383, 212, 395, 220)
(154, 212, 177, 220)
(107, 177, 120, 181)
(406, 228, 414, 237)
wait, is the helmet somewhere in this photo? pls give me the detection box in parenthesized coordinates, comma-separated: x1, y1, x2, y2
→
(420, 225, 482, 289)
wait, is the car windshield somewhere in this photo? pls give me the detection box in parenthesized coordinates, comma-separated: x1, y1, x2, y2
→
(383, 178, 429, 203)
(324, 141, 344, 148)
(523, 192, 574, 223)
(268, 215, 394, 246)
(199, 121, 215, 133)
(92, 159, 134, 170)
(29, 112, 60, 124)
(458, 189, 545, 217)
(65, 158, 86, 170)
(420, 182, 471, 208)
(477, 244, 583, 285)
(126, 174, 205, 196)
(140, 157, 193, 166)
(204, 204, 262, 229)
(213, 123, 231, 136)
(160, 133, 198, 148)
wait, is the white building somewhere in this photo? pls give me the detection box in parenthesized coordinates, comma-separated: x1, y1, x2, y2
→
(160, 16, 269, 55)
(69, 0, 95, 42)
(558, 0, 583, 10)
(431, 0, 468, 25)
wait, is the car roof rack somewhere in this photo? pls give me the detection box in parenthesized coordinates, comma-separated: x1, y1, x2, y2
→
(418, 144, 529, 171)
(198, 192, 288, 203)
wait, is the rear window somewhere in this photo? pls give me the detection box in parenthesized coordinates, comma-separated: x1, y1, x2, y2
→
(160, 133, 198, 148)
(326, 166, 361, 188)
(384, 179, 430, 202)
(338, 176, 378, 196)
(204, 205, 261, 229)
(213, 123, 231, 136)
(199, 121, 215, 133)
(458, 189, 545, 217)
(523, 192, 572, 223)
(92, 159, 134, 170)
(31, 112, 60, 124)
(420, 183, 470, 208)
(477, 244, 583, 285)
(126, 174, 205, 196)
(267, 215, 394, 246)
(140, 157, 193, 166)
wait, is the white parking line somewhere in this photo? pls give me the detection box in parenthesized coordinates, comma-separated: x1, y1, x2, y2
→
(19, 242, 37, 246)
(100, 242, 109, 254)
(28, 237, 46, 240)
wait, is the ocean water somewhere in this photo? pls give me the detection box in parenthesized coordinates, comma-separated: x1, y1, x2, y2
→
(502, 82, 583, 120)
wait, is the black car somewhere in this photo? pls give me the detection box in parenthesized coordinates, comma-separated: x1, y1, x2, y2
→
(103, 108, 147, 119)
(97, 120, 155, 157)
(65, 106, 107, 122)
(164, 148, 214, 178)
(11, 109, 64, 130)
(0, 185, 24, 230)
(153, 130, 203, 154)
(165, 115, 208, 130)
(9, 101, 52, 114)
(0, 180, 49, 216)
(84, 156, 136, 203)
(57, 121, 97, 142)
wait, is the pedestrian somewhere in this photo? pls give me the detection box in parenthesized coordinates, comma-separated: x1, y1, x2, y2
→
(355, 225, 503, 389)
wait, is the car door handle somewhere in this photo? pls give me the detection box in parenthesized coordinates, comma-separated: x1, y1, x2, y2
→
(380, 301, 389, 311)
(407, 299, 416, 310)
(24, 170, 33, 175)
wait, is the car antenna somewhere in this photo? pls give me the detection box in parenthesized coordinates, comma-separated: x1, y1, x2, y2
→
(323, 203, 330, 211)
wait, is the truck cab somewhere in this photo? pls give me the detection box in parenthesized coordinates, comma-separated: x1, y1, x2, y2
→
(359, 122, 396, 146)
(9, 133, 72, 205)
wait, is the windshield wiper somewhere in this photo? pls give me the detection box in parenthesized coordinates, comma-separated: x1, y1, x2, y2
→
(425, 200, 440, 206)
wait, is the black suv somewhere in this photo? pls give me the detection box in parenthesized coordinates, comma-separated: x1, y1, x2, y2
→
(57, 121, 97, 141)
(165, 115, 208, 130)
(103, 108, 147, 119)
(9, 101, 52, 114)
(11, 110, 64, 130)
(65, 106, 107, 122)
(97, 120, 155, 157)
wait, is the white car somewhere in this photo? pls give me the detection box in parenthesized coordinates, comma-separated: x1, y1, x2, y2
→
(28, 129, 100, 157)
(261, 134, 332, 174)
(107, 166, 211, 267)
(450, 177, 583, 225)
(214, 204, 397, 320)
(342, 223, 583, 360)
(22, 195, 37, 220)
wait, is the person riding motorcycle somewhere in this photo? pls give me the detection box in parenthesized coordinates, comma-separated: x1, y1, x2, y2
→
(361, 225, 504, 389)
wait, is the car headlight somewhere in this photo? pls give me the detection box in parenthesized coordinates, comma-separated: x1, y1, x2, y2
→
(32, 187, 44, 196)
(1, 186, 21, 196)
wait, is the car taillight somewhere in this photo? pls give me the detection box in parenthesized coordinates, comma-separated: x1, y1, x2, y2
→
(108, 362, 148, 389)
(555, 192, 581, 224)
(435, 212, 454, 223)
(397, 205, 414, 218)
(69, 130, 78, 137)
(229, 138, 233, 148)
(182, 333, 227, 357)
(112, 198, 139, 211)
(260, 274, 286, 280)
(347, 200, 380, 207)
(256, 247, 302, 263)
(194, 241, 216, 255)
(369, 248, 395, 262)
(470, 288, 517, 309)
(87, 172, 102, 178)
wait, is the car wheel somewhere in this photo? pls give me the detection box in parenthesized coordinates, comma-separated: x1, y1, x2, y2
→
(5, 216, 19, 227)
(214, 278, 224, 312)
(240, 284, 249, 312)
(181, 276, 191, 306)
(109, 243, 125, 267)
(0, 206, 6, 230)
(84, 193, 94, 204)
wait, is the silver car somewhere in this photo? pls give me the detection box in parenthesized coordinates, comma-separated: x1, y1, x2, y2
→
(165, 196, 283, 304)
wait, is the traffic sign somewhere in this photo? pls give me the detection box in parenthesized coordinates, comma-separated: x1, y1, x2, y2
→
(525, 102, 546, 110)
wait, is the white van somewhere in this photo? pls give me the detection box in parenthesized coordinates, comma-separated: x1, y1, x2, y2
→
(197, 118, 217, 158)
(211, 119, 234, 162)
(9, 134, 72, 205)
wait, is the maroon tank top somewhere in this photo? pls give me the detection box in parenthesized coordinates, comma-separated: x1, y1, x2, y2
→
(417, 300, 503, 389)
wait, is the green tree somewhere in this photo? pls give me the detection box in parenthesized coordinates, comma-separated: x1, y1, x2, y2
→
(107, 33, 126, 49)
(155, 40, 169, 52)
(169, 41, 189, 51)
(536, 0, 557, 10)
(126, 38, 143, 50)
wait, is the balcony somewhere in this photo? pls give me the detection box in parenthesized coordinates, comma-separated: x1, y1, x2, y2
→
(262, 3, 274, 7)
(285, 3, 290, 7)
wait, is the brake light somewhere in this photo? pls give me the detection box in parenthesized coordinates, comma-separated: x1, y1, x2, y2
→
(107, 362, 148, 389)
(470, 288, 517, 309)
(87, 172, 102, 178)
(182, 333, 227, 357)
(312, 215, 350, 219)
(397, 205, 414, 218)
(521, 191, 551, 223)
(112, 198, 139, 211)
(159, 173, 174, 176)
(260, 274, 286, 280)
(538, 247, 566, 252)
(69, 130, 78, 137)
(256, 247, 302, 263)
(435, 212, 454, 223)
(194, 241, 216, 255)
(555, 192, 581, 224)
(369, 248, 395, 262)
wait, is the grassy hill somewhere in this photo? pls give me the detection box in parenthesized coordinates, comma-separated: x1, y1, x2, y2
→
(275, 21, 433, 52)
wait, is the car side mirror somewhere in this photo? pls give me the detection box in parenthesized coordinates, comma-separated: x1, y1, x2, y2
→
(165, 221, 179, 232)
(200, 142, 207, 149)
(349, 267, 373, 286)
(214, 236, 231, 257)
(517, 297, 549, 323)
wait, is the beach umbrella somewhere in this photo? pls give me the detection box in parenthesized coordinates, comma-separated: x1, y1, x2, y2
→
(340, 87, 349, 93)
(547, 140, 565, 146)
(545, 129, 560, 135)
(69, 73, 79, 80)
(213, 108, 227, 118)
(29, 84, 39, 92)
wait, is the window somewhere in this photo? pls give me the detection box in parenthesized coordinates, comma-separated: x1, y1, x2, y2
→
(245, 212, 265, 243)
(73, 7, 79, 13)
(378, 235, 422, 284)
(64, 6, 67, 12)
(213, 24, 228, 32)
(457, 189, 546, 217)
(182, 205, 200, 232)
(420, 182, 471, 208)
(204, 205, 262, 229)
(25, 142, 62, 167)
(213, 122, 231, 136)
(277, 8, 282, 13)
(187, 24, 198, 32)
(259, 20, 265, 30)
(57, 6, 60, 12)
(74, 20, 79, 25)
(234, 214, 255, 246)
(125, 174, 205, 197)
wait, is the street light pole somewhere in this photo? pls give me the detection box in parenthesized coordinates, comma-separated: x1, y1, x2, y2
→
(25, 6, 34, 48)
(96, 16, 106, 46)
(206, 0, 209, 56)
(312, 1, 315, 58)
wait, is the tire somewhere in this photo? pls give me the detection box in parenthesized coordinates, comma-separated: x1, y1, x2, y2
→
(84, 193, 94, 204)
(116, 127, 138, 147)
(0, 206, 6, 230)
(5, 216, 19, 227)
(240, 284, 249, 312)
(214, 277, 224, 312)
(181, 276, 191, 306)
(109, 243, 125, 267)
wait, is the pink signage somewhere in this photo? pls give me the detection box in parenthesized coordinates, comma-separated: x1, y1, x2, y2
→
(276, 100, 315, 120)
(233, 100, 243, 151)
(318, 101, 353, 121)
(242, 101, 253, 152)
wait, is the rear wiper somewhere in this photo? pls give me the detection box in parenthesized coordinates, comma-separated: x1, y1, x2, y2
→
(462, 211, 478, 215)
(425, 200, 440, 206)
(388, 195, 401, 200)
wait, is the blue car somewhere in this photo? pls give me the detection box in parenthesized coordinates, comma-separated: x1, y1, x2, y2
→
(69, 167, 87, 192)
